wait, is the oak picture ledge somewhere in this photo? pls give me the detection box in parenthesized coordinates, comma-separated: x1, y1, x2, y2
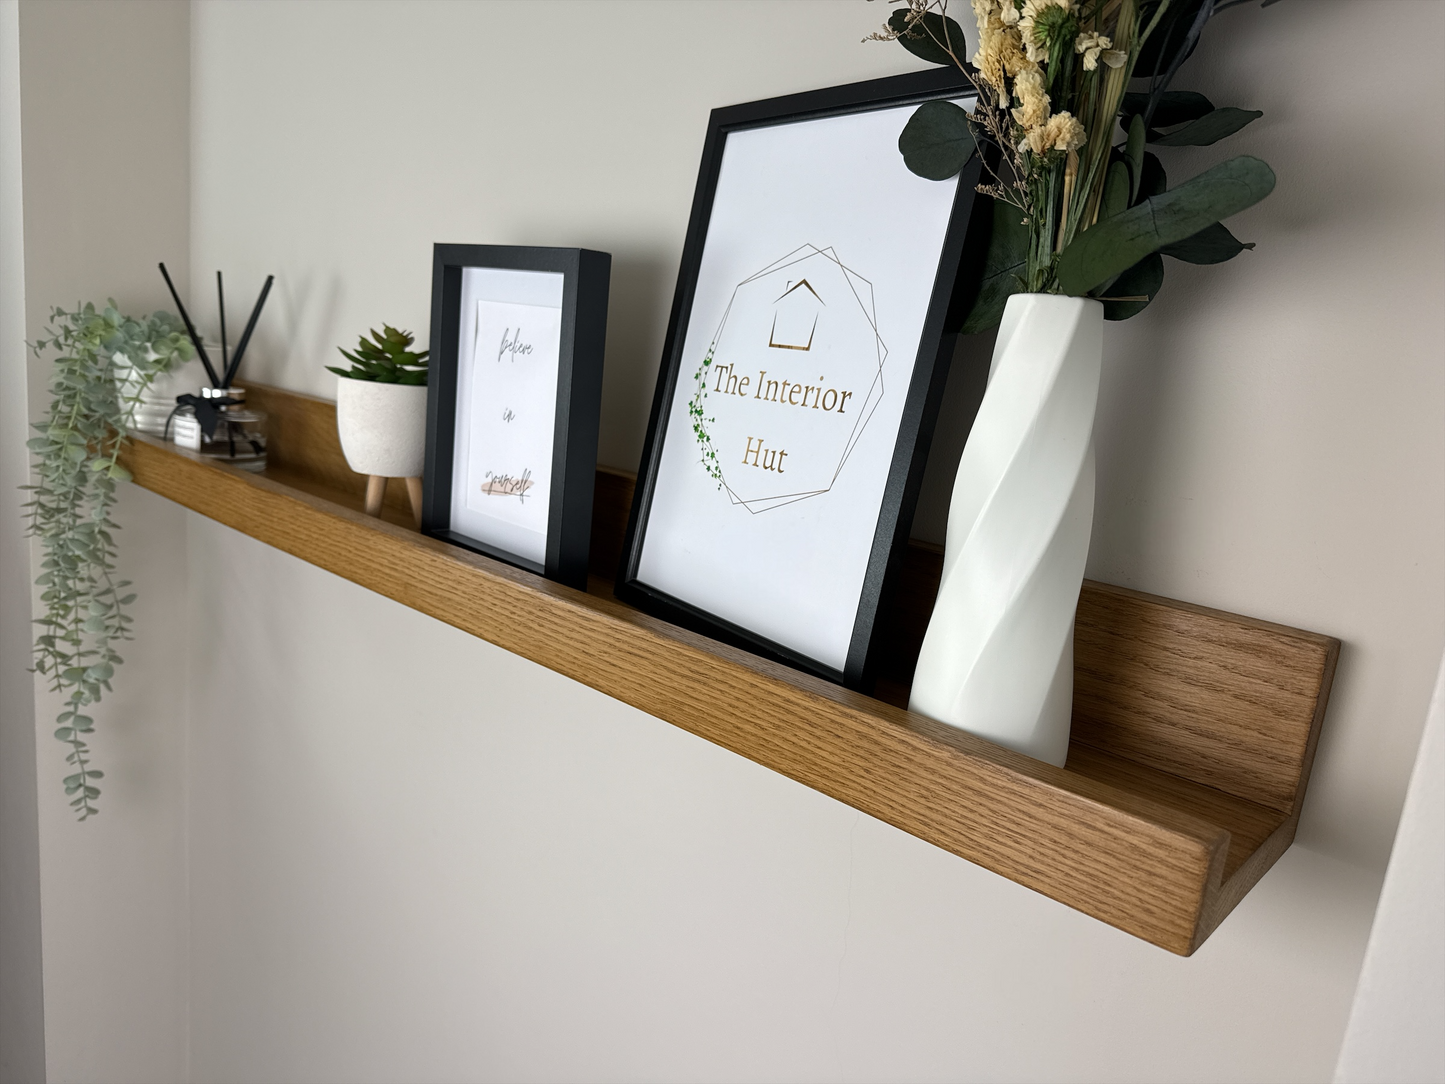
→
(122, 382, 1339, 956)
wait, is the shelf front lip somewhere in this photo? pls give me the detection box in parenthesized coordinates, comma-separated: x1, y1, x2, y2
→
(125, 434, 1233, 955)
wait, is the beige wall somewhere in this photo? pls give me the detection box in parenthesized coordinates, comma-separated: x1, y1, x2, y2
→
(180, 1, 1441, 1081)
(0, 3, 44, 1079)
(4, 1, 1442, 1081)
(12, 2, 193, 1081)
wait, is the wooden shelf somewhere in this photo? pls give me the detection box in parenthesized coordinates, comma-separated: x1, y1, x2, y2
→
(122, 383, 1339, 956)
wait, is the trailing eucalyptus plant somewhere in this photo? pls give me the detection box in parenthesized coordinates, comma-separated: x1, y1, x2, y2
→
(25, 302, 193, 819)
(873, 0, 1277, 329)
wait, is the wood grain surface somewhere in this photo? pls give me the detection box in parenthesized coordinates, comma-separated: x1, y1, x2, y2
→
(123, 382, 1341, 956)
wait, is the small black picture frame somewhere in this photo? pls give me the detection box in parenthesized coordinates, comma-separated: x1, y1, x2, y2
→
(422, 244, 610, 589)
(615, 69, 990, 689)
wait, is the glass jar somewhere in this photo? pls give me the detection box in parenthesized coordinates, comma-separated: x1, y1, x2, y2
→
(172, 386, 268, 472)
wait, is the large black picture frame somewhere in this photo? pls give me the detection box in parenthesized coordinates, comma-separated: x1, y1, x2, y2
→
(422, 244, 610, 589)
(615, 69, 991, 690)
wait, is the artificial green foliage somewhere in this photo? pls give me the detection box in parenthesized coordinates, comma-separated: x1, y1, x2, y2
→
(899, 100, 978, 181)
(1099, 253, 1164, 320)
(1137, 151, 1168, 202)
(1101, 160, 1132, 221)
(1121, 90, 1214, 128)
(1158, 220, 1254, 264)
(1124, 114, 1147, 202)
(1055, 155, 1276, 295)
(1122, 95, 1263, 147)
(1134, 0, 1209, 75)
(25, 302, 194, 820)
(886, 6, 968, 65)
(959, 199, 1029, 335)
(328, 325, 428, 385)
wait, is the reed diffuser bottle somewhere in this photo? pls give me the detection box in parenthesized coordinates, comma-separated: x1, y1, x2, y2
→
(171, 386, 268, 471)
(159, 263, 275, 473)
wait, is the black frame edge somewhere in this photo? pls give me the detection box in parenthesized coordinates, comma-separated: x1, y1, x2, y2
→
(616, 69, 990, 690)
(422, 243, 610, 590)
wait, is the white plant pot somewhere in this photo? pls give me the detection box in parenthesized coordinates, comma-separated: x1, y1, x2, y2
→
(909, 293, 1103, 767)
(335, 376, 428, 478)
(113, 350, 203, 437)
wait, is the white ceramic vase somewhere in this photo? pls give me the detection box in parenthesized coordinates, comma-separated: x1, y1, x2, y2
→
(909, 293, 1103, 767)
(335, 376, 428, 478)
(114, 350, 203, 437)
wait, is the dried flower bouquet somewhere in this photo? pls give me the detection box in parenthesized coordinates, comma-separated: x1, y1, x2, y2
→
(874, 0, 1277, 329)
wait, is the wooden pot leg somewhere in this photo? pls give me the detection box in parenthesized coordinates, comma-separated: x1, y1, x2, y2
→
(364, 474, 386, 517)
(405, 477, 423, 529)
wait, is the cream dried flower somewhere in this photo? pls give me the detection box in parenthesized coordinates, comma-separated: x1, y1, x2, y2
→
(1002, 35, 1033, 76)
(1074, 30, 1111, 71)
(973, 24, 1009, 95)
(1020, 111, 1086, 155)
(972, 0, 1007, 91)
(973, 12, 1033, 102)
(1011, 66, 1050, 128)
(1019, 0, 1073, 63)
(1046, 112, 1086, 152)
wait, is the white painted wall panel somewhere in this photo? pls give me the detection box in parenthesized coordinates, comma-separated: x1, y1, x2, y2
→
(1336, 655, 1445, 1084)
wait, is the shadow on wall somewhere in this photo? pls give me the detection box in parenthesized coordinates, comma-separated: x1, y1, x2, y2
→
(1088, 306, 1177, 589)
(593, 248, 676, 472)
(910, 330, 995, 547)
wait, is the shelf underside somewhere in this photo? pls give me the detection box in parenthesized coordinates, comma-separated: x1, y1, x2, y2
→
(122, 383, 1339, 955)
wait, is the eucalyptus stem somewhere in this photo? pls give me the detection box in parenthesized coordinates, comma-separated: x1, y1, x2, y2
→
(25, 301, 193, 819)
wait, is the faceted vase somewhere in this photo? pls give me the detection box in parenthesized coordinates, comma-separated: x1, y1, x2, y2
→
(909, 293, 1103, 767)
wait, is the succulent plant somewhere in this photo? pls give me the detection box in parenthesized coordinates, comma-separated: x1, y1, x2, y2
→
(328, 325, 428, 385)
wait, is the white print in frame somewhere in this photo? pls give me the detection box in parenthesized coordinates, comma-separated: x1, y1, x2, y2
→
(633, 97, 966, 673)
(464, 298, 562, 539)
(688, 244, 884, 514)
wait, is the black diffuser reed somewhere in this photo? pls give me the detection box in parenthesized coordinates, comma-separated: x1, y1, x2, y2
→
(158, 262, 274, 388)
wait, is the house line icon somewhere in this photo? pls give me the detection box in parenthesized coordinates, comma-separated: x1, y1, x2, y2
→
(768, 278, 824, 352)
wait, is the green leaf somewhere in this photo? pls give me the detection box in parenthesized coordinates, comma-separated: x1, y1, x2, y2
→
(1125, 115, 1146, 204)
(960, 200, 1029, 335)
(1151, 107, 1263, 147)
(898, 100, 977, 181)
(1121, 90, 1214, 129)
(1158, 221, 1255, 264)
(1138, 153, 1167, 200)
(1101, 161, 1130, 221)
(887, 8, 968, 67)
(1101, 254, 1164, 321)
(1056, 156, 1276, 296)
(1134, 0, 1208, 78)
